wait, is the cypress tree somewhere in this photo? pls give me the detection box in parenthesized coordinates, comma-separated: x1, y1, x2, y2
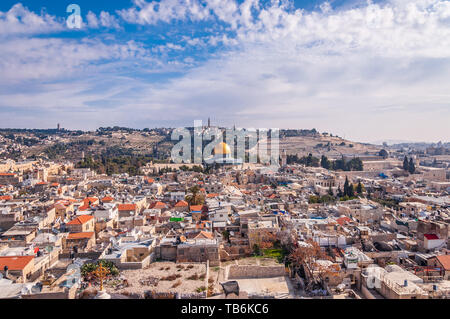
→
(403, 156, 409, 171)
(357, 181, 363, 194)
(408, 158, 416, 174)
(348, 183, 355, 197)
(321, 155, 330, 169)
(344, 177, 350, 197)
(328, 185, 334, 196)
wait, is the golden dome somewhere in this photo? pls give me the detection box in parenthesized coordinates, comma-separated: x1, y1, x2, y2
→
(214, 142, 231, 155)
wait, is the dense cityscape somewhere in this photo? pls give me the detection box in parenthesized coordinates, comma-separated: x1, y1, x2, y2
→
(0, 124, 449, 299)
(1, 0, 449, 310)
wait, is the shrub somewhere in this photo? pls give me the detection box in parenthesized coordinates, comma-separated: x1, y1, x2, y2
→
(161, 275, 177, 281)
(196, 286, 206, 293)
(187, 274, 199, 280)
(81, 260, 119, 279)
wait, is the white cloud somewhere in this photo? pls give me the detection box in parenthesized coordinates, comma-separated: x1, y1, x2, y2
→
(112, 0, 450, 142)
(0, 37, 152, 84)
(118, 0, 212, 24)
(87, 11, 122, 29)
(1, 0, 450, 142)
(0, 3, 64, 36)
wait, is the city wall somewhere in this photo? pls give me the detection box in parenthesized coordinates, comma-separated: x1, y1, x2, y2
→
(227, 265, 285, 279)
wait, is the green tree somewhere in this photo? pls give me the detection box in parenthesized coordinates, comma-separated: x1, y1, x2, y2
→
(81, 260, 119, 279)
(306, 153, 314, 166)
(408, 158, 416, 174)
(403, 156, 409, 171)
(379, 149, 389, 159)
(185, 185, 205, 206)
(328, 185, 334, 196)
(222, 230, 230, 242)
(321, 155, 331, 169)
(253, 244, 261, 256)
(346, 158, 363, 171)
(348, 183, 355, 197)
(343, 177, 350, 197)
(357, 181, 363, 195)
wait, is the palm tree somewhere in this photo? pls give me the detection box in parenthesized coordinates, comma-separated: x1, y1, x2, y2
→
(185, 185, 205, 206)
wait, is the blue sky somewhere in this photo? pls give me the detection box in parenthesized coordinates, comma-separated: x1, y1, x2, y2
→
(0, 0, 449, 143)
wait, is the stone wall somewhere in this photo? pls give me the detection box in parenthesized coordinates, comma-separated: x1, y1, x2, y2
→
(227, 265, 285, 279)
(59, 251, 102, 260)
(117, 255, 151, 270)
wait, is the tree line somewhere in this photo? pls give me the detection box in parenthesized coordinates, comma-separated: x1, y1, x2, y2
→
(287, 153, 363, 171)
(309, 177, 364, 204)
(76, 154, 153, 176)
(403, 156, 416, 174)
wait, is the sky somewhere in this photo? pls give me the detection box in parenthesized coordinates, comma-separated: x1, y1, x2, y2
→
(0, 0, 449, 144)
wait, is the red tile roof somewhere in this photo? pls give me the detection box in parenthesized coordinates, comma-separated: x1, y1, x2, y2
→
(195, 231, 214, 239)
(0, 256, 34, 271)
(84, 197, 98, 205)
(337, 216, 352, 226)
(190, 205, 204, 212)
(174, 200, 188, 207)
(102, 196, 114, 202)
(0, 173, 15, 176)
(150, 201, 167, 209)
(67, 215, 94, 225)
(78, 204, 95, 211)
(67, 232, 95, 240)
(436, 255, 450, 270)
(0, 195, 12, 201)
(206, 193, 219, 198)
(118, 203, 137, 211)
